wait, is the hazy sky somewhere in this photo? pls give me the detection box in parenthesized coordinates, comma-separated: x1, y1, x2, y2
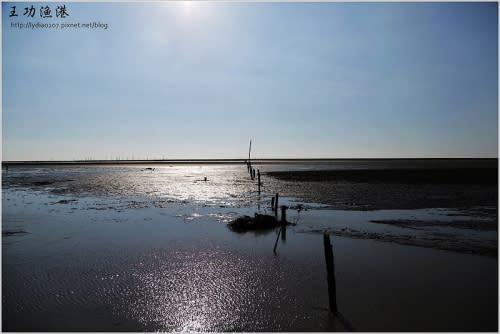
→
(3, 2, 498, 160)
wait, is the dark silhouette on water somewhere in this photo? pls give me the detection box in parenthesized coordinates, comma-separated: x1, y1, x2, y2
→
(228, 214, 279, 232)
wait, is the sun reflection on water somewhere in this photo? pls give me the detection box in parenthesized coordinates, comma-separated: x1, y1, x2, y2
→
(178, 316, 210, 332)
(119, 246, 299, 332)
(6, 164, 261, 209)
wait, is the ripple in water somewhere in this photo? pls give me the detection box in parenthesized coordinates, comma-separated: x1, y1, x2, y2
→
(112, 248, 304, 331)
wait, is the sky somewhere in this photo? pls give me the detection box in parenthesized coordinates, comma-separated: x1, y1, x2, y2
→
(2, 2, 498, 160)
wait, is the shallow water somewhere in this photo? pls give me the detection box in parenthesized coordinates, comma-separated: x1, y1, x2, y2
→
(2, 164, 498, 331)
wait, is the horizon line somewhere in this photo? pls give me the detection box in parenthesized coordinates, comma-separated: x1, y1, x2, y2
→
(2, 157, 498, 166)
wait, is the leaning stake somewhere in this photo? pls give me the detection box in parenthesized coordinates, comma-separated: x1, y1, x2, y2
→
(323, 232, 337, 313)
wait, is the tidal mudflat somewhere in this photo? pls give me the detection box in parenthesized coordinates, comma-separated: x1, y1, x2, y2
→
(2, 160, 497, 331)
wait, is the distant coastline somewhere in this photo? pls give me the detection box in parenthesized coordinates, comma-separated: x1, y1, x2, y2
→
(2, 157, 498, 167)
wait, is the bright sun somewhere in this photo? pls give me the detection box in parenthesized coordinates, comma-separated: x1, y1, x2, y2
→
(182, 1, 194, 14)
(176, 1, 211, 25)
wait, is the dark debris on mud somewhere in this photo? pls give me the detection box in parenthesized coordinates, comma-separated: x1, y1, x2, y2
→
(4, 176, 75, 189)
(3, 229, 29, 237)
(51, 199, 78, 205)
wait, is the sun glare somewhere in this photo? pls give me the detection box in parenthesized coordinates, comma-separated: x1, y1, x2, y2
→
(182, 1, 195, 14)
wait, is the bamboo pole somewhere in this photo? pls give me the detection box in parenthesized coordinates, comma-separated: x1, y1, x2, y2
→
(248, 139, 252, 163)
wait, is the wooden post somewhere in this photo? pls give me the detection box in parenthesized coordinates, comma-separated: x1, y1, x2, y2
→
(323, 233, 337, 313)
(257, 170, 261, 193)
(280, 205, 287, 241)
(274, 193, 279, 216)
(271, 197, 275, 211)
(280, 205, 287, 224)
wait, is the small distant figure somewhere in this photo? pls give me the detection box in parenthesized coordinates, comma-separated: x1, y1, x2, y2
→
(204, 177, 207, 182)
(296, 204, 304, 213)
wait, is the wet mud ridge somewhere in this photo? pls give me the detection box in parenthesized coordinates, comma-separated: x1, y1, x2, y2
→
(302, 227, 497, 257)
(266, 168, 498, 184)
(370, 219, 497, 231)
(265, 168, 498, 210)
